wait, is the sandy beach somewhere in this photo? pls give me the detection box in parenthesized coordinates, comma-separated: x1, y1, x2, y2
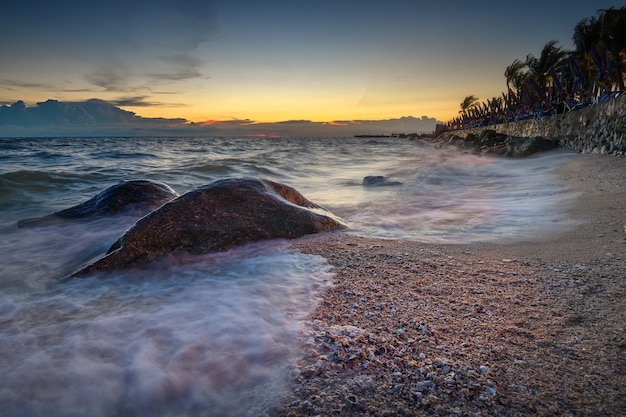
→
(271, 153, 625, 416)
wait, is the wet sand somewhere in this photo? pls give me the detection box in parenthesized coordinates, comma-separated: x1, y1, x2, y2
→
(273, 154, 625, 416)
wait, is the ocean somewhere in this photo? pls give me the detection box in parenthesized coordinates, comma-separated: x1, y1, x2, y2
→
(0, 136, 577, 416)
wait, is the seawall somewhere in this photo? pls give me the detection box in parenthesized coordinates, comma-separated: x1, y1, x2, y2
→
(444, 93, 626, 155)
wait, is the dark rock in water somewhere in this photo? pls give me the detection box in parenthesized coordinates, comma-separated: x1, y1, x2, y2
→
(70, 178, 346, 277)
(362, 176, 402, 187)
(506, 136, 558, 157)
(18, 180, 178, 228)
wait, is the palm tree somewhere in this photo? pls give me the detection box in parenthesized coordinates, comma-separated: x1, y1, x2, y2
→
(573, 7, 626, 91)
(487, 97, 502, 113)
(599, 7, 626, 90)
(573, 15, 600, 56)
(525, 40, 569, 91)
(459, 95, 480, 114)
(504, 59, 527, 98)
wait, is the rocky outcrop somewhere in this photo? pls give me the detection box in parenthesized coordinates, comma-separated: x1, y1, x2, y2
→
(18, 180, 178, 227)
(69, 178, 346, 277)
(437, 130, 557, 157)
(362, 176, 402, 187)
(441, 93, 626, 155)
(506, 136, 559, 157)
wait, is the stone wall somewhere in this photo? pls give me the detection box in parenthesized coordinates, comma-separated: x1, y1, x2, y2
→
(447, 93, 626, 155)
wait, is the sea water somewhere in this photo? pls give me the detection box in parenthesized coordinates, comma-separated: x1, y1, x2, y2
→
(0, 136, 577, 416)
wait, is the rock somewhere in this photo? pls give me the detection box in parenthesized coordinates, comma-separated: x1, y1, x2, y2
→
(463, 133, 479, 143)
(17, 180, 178, 227)
(478, 130, 508, 148)
(505, 136, 558, 157)
(438, 131, 508, 155)
(69, 178, 346, 277)
(362, 176, 402, 187)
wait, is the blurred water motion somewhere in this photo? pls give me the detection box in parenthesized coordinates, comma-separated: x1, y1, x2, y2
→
(0, 136, 578, 415)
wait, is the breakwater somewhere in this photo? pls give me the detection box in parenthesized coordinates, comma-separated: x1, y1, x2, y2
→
(442, 93, 626, 155)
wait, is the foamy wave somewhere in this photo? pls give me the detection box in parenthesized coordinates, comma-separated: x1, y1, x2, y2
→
(0, 241, 333, 416)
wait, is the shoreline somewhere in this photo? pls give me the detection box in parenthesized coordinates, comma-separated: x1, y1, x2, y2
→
(273, 153, 625, 416)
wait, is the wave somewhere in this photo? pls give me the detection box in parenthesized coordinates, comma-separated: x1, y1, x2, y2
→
(1, 136, 579, 243)
(0, 235, 333, 416)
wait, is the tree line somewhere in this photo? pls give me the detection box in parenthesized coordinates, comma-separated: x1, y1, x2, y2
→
(447, 6, 626, 130)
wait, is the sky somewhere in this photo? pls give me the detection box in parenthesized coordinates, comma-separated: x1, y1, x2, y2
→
(0, 1, 621, 136)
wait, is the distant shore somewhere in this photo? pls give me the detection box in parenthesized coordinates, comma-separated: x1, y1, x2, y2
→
(273, 153, 625, 416)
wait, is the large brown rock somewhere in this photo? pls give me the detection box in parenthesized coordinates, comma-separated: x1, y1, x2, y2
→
(70, 178, 346, 277)
(18, 180, 178, 227)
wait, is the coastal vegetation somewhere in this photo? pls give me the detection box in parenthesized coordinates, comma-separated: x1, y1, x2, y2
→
(448, 6, 626, 129)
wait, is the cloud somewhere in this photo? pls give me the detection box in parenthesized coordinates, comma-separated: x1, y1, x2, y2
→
(189, 116, 440, 137)
(108, 96, 188, 108)
(0, 80, 56, 92)
(0, 99, 188, 136)
(148, 54, 208, 82)
(83, 67, 134, 92)
(194, 119, 255, 127)
(0, 99, 440, 138)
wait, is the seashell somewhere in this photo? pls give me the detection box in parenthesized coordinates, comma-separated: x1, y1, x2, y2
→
(345, 394, 358, 404)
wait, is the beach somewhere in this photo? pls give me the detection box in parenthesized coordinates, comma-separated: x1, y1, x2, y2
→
(275, 154, 626, 416)
(1, 137, 623, 416)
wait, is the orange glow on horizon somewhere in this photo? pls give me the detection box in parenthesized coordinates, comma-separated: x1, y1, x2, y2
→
(123, 105, 458, 125)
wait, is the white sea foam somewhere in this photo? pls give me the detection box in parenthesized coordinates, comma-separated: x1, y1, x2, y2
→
(0, 234, 333, 417)
(331, 149, 579, 243)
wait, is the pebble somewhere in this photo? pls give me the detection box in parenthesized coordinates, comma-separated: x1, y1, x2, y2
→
(283, 233, 625, 416)
(289, 368, 302, 379)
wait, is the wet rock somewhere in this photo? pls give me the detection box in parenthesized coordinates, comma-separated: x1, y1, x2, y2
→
(506, 136, 558, 157)
(438, 130, 509, 155)
(69, 178, 346, 277)
(478, 130, 508, 148)
(362, 176, 402, 187)
(17, 180, 178, 227)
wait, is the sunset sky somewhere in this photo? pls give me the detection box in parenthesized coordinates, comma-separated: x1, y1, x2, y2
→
(0, 1, 619, 135)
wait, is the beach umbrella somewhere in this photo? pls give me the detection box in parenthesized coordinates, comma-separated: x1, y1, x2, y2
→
(568, 55, 588, 91)
(528, 77, 545, 101)
(591, 43, 609, 81)
(549, 66, 565, 95)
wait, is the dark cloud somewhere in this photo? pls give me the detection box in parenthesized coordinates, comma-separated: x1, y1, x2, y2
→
(0, 80, 55, 91)
(83, 67, 133, 92)
(148, 54, 207, 82)
(108, 97, 159, 107)
(108, 96, 186, 108)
